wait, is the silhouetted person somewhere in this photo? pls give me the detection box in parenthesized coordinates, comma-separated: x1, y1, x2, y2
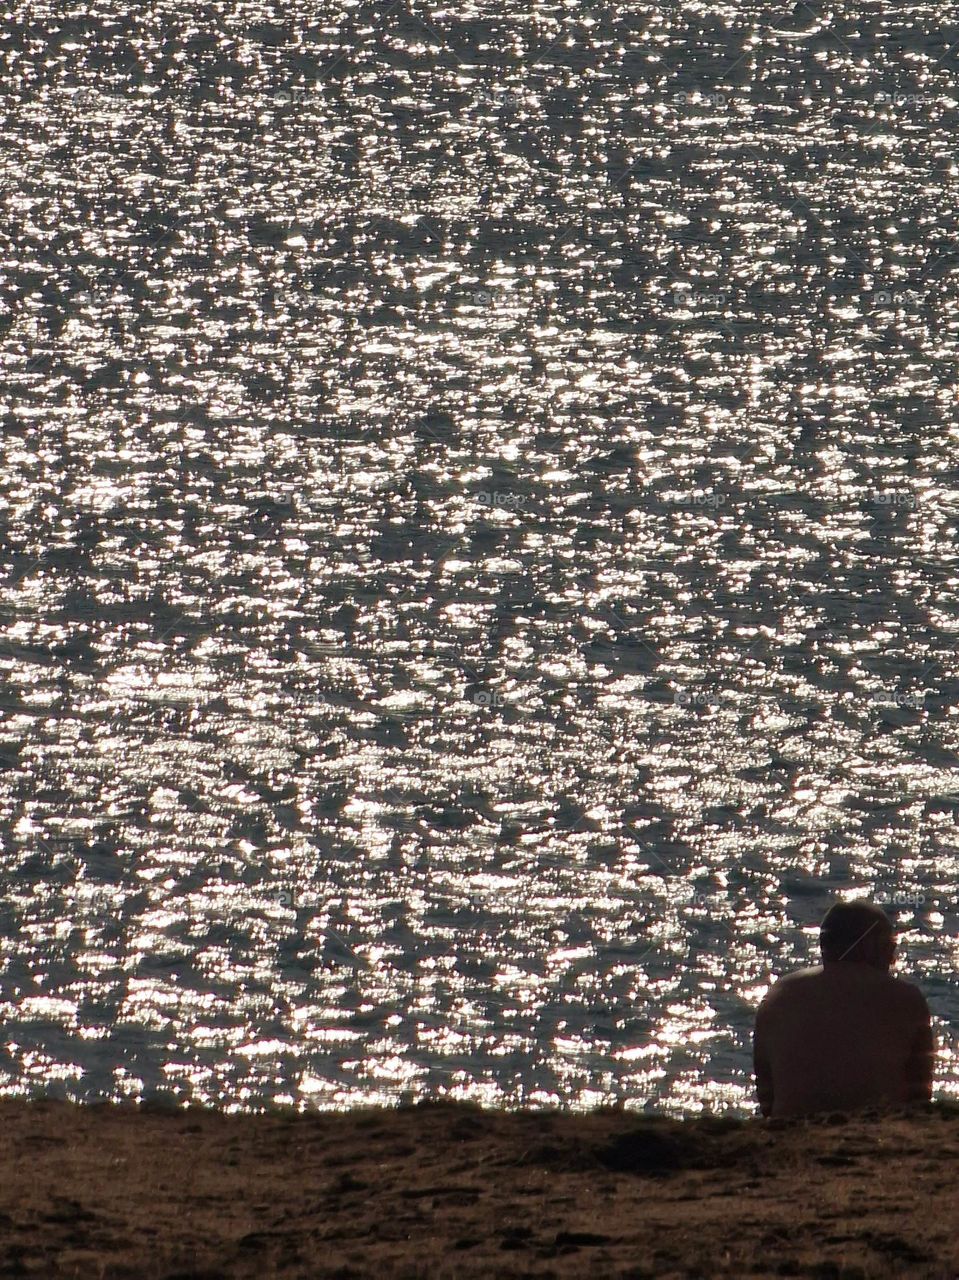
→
(754, 900, 934, 1117)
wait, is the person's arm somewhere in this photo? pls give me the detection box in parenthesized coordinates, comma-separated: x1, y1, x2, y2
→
(754, 1001, 774, 1117)
(903, 988, 934, 1104)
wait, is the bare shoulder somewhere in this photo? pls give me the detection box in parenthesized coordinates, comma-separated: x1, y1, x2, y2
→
(886, 972, 930, 1010)
(758, 966, 823, 1007)
(769, 965, 823, 989)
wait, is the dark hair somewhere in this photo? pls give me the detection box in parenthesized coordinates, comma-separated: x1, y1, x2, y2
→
(819, 900, 893, 962)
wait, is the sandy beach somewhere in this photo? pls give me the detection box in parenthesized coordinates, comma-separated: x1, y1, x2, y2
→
(3, 1097, 958, 1278)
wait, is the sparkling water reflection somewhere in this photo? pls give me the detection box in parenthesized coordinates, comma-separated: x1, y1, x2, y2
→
(1, 2, 959, 1113)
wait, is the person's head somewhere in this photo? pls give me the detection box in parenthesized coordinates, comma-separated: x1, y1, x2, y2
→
(819, 899, 895, 971)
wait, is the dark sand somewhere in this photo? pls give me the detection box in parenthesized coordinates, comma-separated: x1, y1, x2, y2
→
(3, 1097, 959, 1278)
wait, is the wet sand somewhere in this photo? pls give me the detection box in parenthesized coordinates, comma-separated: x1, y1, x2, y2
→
(3, 1098, 959, 1278)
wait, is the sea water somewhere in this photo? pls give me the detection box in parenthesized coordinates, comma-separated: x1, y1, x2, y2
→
(1, 1, 958, 1113)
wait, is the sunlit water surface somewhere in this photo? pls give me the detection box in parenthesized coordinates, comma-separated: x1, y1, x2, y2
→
(2, 1, 959, 1113)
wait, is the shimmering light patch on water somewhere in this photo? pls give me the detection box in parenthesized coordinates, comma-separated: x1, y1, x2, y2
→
(2, 0, 959, 1113)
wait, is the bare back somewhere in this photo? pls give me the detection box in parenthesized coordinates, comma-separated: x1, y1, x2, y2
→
(754, 962, 933, 1118)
